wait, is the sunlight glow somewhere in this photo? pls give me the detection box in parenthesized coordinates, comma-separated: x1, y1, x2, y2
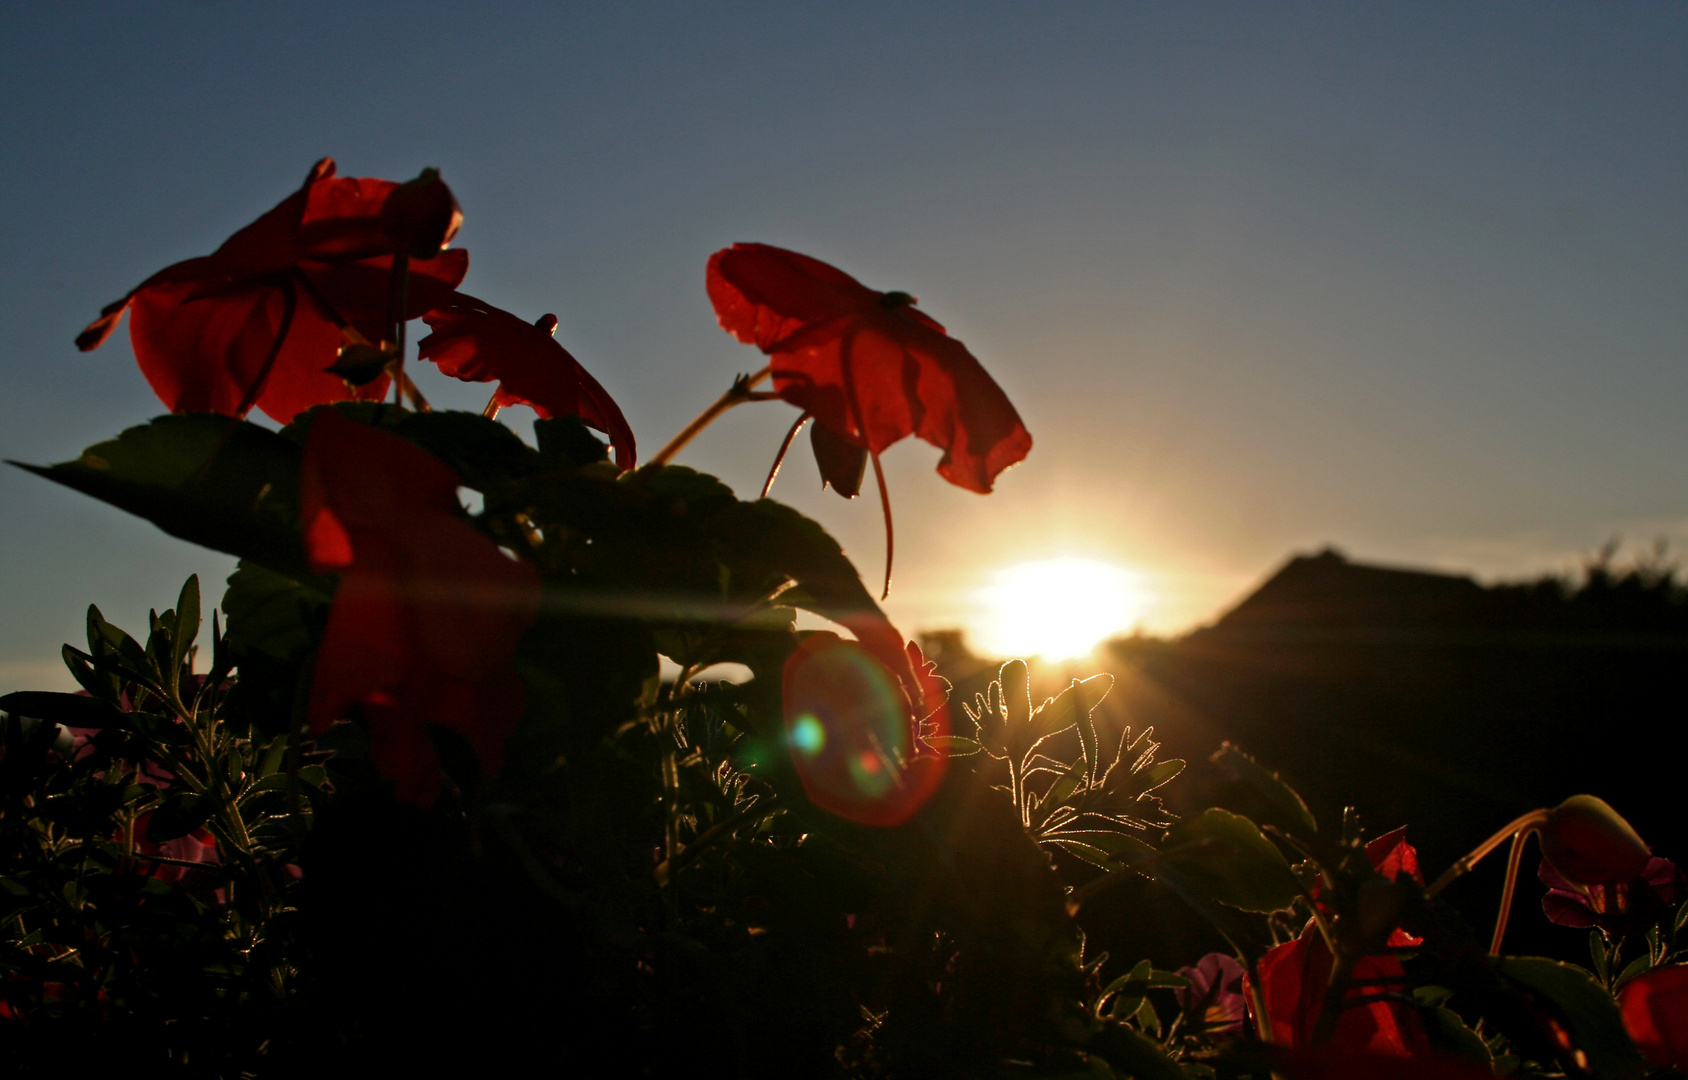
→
(971, 558, 1150, 661)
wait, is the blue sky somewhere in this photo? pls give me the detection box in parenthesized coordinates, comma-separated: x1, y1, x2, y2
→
(2, 2, 1684, 686)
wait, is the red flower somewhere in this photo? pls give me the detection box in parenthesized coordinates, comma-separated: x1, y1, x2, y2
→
(1620, 965, 1688, 1070)
(128, 812, 218, 886)
(417, 295, 637, 468)
(1540, 794, 1651, 886)
(1254, 827, 1429, 1055)
(1365, 827, 1423, 885)
(1268, 1048, 1496, 1079)
(782, 632, 948, 827)
(1540, 855, 1685, 936)
(1253, 924, 1431, 1056)
(301, 411, 539, 805)
(706, 243, 1031, 495)
(78, 159, 469, 423)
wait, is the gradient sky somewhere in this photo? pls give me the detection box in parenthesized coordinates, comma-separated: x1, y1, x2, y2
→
(2, 3, 1684, 689)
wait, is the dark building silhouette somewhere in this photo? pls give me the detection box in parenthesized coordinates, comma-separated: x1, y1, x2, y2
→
(929, 546, 1688, 961)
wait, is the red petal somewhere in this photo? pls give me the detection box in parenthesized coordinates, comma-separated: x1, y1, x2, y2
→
(1270, 1049, 1497, 1079)
(1622, 965, 1688, 1070)
(299, 173, 400, 262)
(305, 567, 412, 736)
(709, 244, 1032, 493)
(297, 247, 469, 343)
(1365, 826, 1424, 884)
(1254, 926, 1431, 1056)
(418, 295, 637, 469)
(707, 243, 876, 350)
(300, 413, 540, 805)
(127, 279, 353, 419)
(195, 157, 332, 281)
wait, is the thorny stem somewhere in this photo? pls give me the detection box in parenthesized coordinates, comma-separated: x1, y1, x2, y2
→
(648, 367, 773, 467)
(761, 412, 812, 497)
(871, 450, 894, 600)
(1425, 808, 1551, 898)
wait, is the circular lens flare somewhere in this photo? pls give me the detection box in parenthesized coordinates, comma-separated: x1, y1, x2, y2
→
(972, 557, 1149, 660)
(782, 634, 947, 827)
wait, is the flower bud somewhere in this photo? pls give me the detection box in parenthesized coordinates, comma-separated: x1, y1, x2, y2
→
(325, 343, 395, 387)
(1540, 794, 1650, 886)
(380, 168, 462, 259)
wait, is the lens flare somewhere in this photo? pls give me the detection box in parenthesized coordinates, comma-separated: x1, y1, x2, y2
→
(782, 633, 947, 827)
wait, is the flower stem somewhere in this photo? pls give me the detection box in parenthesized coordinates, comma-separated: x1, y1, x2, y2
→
(1489, 829, 1531, 955)
(397, 370, 431, 412)
(1425, 808, 1551, 898)
(761, 412, 812, 497)
(648, 367, 772, 467)
(871, 450, 893, 600)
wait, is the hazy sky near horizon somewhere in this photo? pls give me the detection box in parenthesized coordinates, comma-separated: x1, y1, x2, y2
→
(1, 3, 1684, 687)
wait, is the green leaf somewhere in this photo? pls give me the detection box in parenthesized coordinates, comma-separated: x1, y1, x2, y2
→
(394, 410, 541, 491)
(61, 643, 115, 701)
(1092, 1024, 1189, 1080)
(1494, 956, 1644, 1079)
(1050, 829, 1156, 858)
(1210, 743, 1318, 839)
(221, 561, 331, 660)
(1421, 1001, 1493, 1067)
(169, 575, 200, 680)
(1588, 930, 1611, 984)
(1614, 954, 1651, 990)
(14, 414, 310, 578)
(1050, 837, 1125, 871)
(1110, 756, 1185, 800)
(0, 690, 124, 729)
(535, 416, 611, 468)
(926, 735, 983, 756)
(1160, 808, 1301, 913)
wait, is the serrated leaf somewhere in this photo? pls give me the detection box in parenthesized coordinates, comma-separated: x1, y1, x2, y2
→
(1113, 757, 1185, 800)
(221, 561, 330, 660)
(1210, 742, 1318, 839)
(1050, 837, 1124, 871)
(14, 414, 311, 579)
(1024, 673, 1111, 766)
(1050, 829, 1156, 858)
(1494, 956, 1644, 1079)
(394, 410, 541, 491)
(1424, 1004, 1493, 1067)
(926, 735, 982, 756)
(1160, 808, 1301, 914)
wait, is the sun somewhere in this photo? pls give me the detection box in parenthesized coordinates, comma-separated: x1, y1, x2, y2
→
(970, 558, 1150, 661)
